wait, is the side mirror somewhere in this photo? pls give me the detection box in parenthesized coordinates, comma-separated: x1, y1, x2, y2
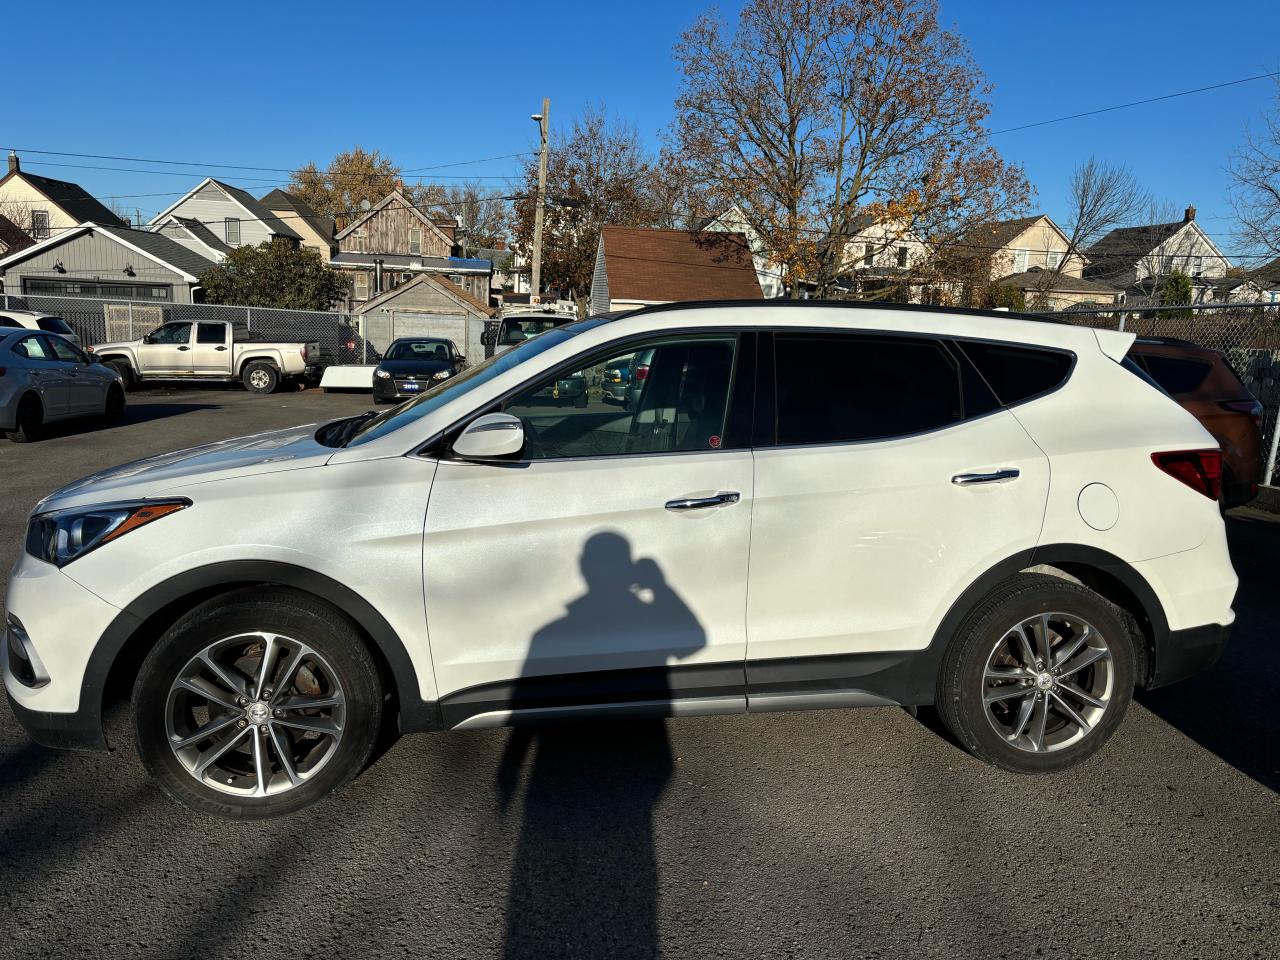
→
(87, 353, 103, 364)
(142, 334, 154, 344)
(455, 355, 465, 364)
(452, 412, 524, 461)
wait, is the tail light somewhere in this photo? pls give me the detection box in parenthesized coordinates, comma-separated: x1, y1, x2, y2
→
(1219, 399, 1263, 428)
(1151, 449, 1222, 501)
(0, 367, 7, 376)
(635, 364, 650, 382)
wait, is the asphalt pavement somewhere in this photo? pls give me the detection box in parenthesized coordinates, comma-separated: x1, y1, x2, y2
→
(0, 388, 1276, 960)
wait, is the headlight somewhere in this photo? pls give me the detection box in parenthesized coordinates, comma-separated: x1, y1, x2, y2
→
(25, 499, 190, 568)
(431, 370, 451, 381)
(374, 369, 392, 379)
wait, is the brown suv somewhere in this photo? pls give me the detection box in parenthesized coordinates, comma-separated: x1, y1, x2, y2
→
(1128, 337, 1263, 507)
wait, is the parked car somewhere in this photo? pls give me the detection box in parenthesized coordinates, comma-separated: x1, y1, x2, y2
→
(494, 312, 576, 355)
(90, 319, 320, 395)
(1127, 337, 1263, 507)
(1, 329, 125, 441)
(6, 302, 1236, 819)
(373, 337, 466, 403)
(0, 309, 81, 346)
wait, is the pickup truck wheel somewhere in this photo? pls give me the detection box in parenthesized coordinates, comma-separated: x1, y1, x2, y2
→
(243, 362, 279, 395)
(105, 360, 135, 391)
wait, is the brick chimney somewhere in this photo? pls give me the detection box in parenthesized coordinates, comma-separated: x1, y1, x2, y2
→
(1184, 204, 1196, 222)
(7, 151, 18, 175)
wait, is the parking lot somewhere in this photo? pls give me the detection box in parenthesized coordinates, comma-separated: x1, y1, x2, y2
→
(1, 387, 1277, 960)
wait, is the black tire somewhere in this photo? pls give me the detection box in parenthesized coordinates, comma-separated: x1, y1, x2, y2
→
(132, 588, 383, 820)
(936, 573, 1135, 774)
(242, 361, 279, 395)
(104, 384, 125, 422)
(6, 394, 43, 442)
(105, 359, 135, 391)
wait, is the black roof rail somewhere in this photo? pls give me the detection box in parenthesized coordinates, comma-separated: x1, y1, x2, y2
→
(1133, 336, 1199, 347)
(610, 298, 1071, 326)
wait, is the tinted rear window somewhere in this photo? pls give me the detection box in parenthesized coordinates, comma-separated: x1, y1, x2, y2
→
(774, 333, 998, 445)
(36, 316, 73, 335)
(1136, 354, 1212, 396)
(958, 341, 1073, 405)
(0, 317, 20, 327)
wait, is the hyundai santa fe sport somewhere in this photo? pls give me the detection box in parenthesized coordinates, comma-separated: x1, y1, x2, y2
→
(4, 302, 1237, 819)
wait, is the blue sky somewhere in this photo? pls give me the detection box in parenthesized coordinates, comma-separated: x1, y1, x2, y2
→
(6, 1, 1278, 260)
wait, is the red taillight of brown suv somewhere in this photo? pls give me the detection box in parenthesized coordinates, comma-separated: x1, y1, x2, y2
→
(1129, 338, 1263, 508)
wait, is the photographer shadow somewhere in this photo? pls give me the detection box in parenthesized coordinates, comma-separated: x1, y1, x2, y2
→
(496, 531, 706, 959)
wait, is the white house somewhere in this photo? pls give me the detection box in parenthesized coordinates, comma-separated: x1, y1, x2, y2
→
(148, 178, 302, 251)
(697, 205, 785, 299)
(1084, 206, 1231, 303)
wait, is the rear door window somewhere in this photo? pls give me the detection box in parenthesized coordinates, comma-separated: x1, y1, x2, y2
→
(1134, 354, 1212, 396)
(773, 333, 998, 445)
(957, 341, 1073, 406)
(197, 323, 226, 345)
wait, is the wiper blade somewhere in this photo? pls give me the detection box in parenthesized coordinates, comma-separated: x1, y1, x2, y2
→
(320, 411, 378, 448)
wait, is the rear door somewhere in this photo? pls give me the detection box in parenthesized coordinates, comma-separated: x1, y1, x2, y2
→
(745, 330, 1052, 707)
(192, 322, 231, 375)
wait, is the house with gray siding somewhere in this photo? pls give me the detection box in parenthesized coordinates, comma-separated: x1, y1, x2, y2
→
(0, 222, 217, 303)
(148, 177, 302, 250)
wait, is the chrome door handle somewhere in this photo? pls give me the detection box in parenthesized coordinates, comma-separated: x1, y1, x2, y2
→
(665, 491, 741, 511)
(952, 468, 1020, 486)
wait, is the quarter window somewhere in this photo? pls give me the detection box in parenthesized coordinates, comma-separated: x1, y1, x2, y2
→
(773, 334, 998, 446)
(502, 336, 738, 460)
(957, 341, 1073, 405)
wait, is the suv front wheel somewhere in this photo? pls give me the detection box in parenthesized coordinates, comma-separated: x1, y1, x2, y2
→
(132, 588, 383, 819)
(937, 574, 1135, 773)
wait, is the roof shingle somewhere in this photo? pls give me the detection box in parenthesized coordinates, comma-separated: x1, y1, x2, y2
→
(599, 226, 761, 302)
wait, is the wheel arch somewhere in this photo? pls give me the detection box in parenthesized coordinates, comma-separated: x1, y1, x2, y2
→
(92, 561, 441, 747)
(238, 354, 281, 376)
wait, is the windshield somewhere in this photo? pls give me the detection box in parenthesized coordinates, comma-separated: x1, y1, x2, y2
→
(385, 339, 452, 361)
(347, 317, 609, 446)
(499, 318, 561, 344)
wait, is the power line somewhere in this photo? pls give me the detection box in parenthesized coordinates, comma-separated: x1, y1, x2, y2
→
(987, 71, 1280, 137)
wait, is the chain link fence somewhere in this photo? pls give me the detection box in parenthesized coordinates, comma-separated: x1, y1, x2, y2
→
(1, 292, 502, 367)
(1044, 301, 1280, 488)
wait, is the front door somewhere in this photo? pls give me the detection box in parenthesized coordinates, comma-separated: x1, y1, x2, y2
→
(423, 333, 754, 727)
(192, 322, 231, 375)
(139, 322, 194, 375)
(45, 336, 99, 414)
(745, 331, 1052, 705)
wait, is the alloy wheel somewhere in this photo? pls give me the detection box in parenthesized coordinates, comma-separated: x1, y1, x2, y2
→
(163, 632, 346, 797)
(249, 368, 271, 390)
(981, 613, 1113, 754)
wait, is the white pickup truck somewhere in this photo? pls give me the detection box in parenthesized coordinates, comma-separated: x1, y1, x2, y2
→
(90, 319, 320, 395)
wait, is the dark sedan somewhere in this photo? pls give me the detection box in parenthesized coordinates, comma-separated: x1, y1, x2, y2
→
(372, 337, 465, 403)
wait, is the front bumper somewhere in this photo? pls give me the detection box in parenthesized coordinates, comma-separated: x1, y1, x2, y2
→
(4, 549, 123, 750)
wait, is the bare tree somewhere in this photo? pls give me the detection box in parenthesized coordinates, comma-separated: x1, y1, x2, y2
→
(1228, 77, 1280, 259)
(406, 180, 510, 255)
(672, 0, 1030, 297)
(1024, 156, 1150, 308)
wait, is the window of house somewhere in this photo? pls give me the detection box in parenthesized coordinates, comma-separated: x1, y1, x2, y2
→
(409, 228, 422, 255)
(502, 336, 738, 460)
(354, 274, 369, 299)
(1046, 251, 1062, 270)
(225, 218, 241, 245)
(863, 244, 874, 266)
(773, 334, 998, 446)
(31, 210, 50, 240)
(1191, 255, 1203, 276)
(1012, 249, 1029, 272)
(957, 341, 1073, 406)
(896, 246, 908, 269)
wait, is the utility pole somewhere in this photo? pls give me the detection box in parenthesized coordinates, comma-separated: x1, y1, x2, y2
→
(530, 98, 550, 302)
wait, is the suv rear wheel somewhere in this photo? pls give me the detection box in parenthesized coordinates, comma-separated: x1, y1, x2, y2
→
(132, 589, 383, 819)
(937, 574, 1135, 773)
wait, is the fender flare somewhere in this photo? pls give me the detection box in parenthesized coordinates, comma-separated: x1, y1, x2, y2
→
(83, 561, 441, 741)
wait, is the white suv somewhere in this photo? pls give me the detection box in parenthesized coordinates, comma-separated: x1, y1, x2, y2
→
(4, 303, 1237, 819)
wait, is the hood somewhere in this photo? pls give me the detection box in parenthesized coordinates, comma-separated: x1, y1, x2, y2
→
(376, 358, 452, 377)
(37, 423, 334, 511)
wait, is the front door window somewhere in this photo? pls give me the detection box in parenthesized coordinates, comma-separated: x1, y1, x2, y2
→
(502, 336, 737, 460)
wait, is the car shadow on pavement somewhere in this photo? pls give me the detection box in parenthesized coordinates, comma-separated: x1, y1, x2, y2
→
(1138, 512, 1280, 793)
(495, 531, 705, 959)
(33, 403, 221, 441)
